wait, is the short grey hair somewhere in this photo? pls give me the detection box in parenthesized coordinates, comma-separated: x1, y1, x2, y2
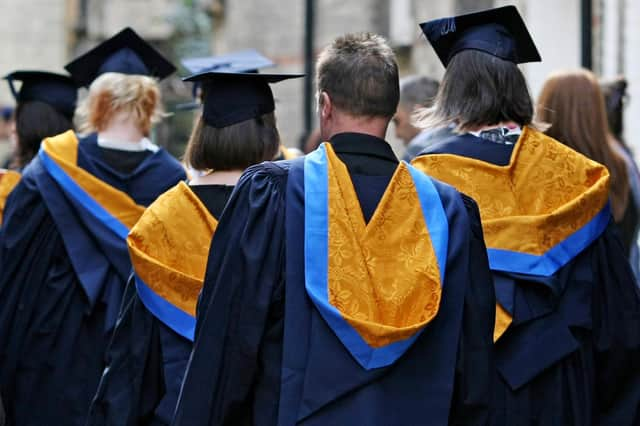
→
(399, 75, 439, 109)
(316, 32, 399, 118)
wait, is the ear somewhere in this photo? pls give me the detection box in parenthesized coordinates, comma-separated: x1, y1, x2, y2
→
(319, 91, 332, 120)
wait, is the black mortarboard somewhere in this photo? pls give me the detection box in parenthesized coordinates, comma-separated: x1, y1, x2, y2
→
(419, 5, 541, 67)
(183, 71, 303, 128)
(177, 50, 275, 110)
(4, 71, 78, 119)
(65, 27, 176, 87)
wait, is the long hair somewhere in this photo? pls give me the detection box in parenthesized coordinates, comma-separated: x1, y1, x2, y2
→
(537, 69, 630, 221)
(417, 50, 535, 132)
(15, 101, 73, 168)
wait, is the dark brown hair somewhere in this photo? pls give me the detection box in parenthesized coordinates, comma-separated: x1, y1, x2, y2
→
(600, 77, 627, 142)
(418, 50, 534, 132)
(537, 69, 630, 221)
(185, 112, 280, 171)
(15, 101, 73, 168)
(316, 32, 399, 118)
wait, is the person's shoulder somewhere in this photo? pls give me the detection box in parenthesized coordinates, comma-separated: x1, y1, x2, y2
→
(425, 174, 483, 238)
(418, 132, 475, 157)
(154, 147, 185, 169)
(239, 159, 295, 188)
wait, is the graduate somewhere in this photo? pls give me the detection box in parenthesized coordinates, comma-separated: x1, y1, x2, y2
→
(86, 55, 295, 426)
(171, 32, 495, 426)
(412, 6, 640, 425)
(0, 27, 186, 426)
(181, 50, 301, 161)
(0, 71, 77, 222)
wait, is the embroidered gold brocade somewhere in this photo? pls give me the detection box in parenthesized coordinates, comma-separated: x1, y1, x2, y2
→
(0, 170, 21, 225)
(324, 144, 442, 348)
(128, 182, 217, 316)
(42, 131, 145, 229)
(412, 127, 610, 341)
(494, 303, 512, 342)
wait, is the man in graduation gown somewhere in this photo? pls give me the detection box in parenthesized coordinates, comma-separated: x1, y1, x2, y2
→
(412, 6, 640, 425)
(0, 28, 186, 426)
(171, 32, 495, 426)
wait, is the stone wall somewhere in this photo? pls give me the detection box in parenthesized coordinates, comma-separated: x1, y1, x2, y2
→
(0, 0, 72, 104)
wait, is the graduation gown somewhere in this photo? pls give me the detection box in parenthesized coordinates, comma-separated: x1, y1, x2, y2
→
(0, 131, 186, 426)
(413, 127, 640, 426)
(172, 133, 496, 426)
(87, 183, 234, 426)
(0, 170, 21, 226)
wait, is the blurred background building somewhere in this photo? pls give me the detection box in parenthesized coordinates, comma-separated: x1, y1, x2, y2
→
(0, 0, 637, 158)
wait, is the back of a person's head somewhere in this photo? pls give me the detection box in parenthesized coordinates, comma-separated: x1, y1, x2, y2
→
(184, 111, 280, 172)
(537, 69, 611, 160)
(399, 75, 439, 110)
(15, 100, 73, 167)
(537, 69, 629, 221)
(419, 50, 533, 132)
(75, 72, 163, 136)
(316, 32, 399, 118)
(600, 77, 627, 141)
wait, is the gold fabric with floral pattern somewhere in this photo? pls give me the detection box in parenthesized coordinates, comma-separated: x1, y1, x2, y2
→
(412, 126, 610, 341)
(494, 303, 512, 342)
(324, 144, 442, 348)
(128, 182, 217, 316)
(412, 127, 610, 254)
(0, 170, 21, 225)
(42, 131, 145, 228)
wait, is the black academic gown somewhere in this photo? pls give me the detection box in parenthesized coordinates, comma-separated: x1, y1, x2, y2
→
(171, 133, 496, 426)
(0, 134, 186, 426)
(421, 133, 640, 426)
(87, 185, 234, 426)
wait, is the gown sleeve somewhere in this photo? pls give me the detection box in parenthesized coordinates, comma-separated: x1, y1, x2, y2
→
(0, 178, 60, 409)
(172, 162, 289, 426)
(591, 226, 640, 424)
(86, 276, 165, 426)
(449, 194, 496, 426)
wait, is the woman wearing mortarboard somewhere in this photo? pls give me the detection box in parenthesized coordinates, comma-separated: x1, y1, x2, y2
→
(412, 6, 640, 425)
(86, 51, 300, 426)
(0, 71, 77, 224)
(0, 28, 186, 425)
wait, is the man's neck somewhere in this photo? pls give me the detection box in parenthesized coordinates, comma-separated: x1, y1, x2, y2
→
(324, 114, 389, 141)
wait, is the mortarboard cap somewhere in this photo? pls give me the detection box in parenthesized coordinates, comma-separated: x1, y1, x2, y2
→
(178, 50, 275, 110)
(419, 5, 541, 67)
(180, 49, 275, 74)
(183, 71, 303, 128)
(65, 27, 176, 87)
(4, 71, 78, 120)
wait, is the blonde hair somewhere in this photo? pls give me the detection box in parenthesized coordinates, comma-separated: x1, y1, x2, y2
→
(75, 72, 164, 135)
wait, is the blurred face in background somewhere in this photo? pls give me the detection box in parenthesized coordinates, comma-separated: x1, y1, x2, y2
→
(393, 103, 420, 145)
(0, 116, 13, 141)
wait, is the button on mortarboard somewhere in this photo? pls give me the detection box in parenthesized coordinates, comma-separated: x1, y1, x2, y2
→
(182, 71, 304, 128)
(65, 27, 176, 87)
(4, 71, 78, 120)
(419, 5, 541, 67)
